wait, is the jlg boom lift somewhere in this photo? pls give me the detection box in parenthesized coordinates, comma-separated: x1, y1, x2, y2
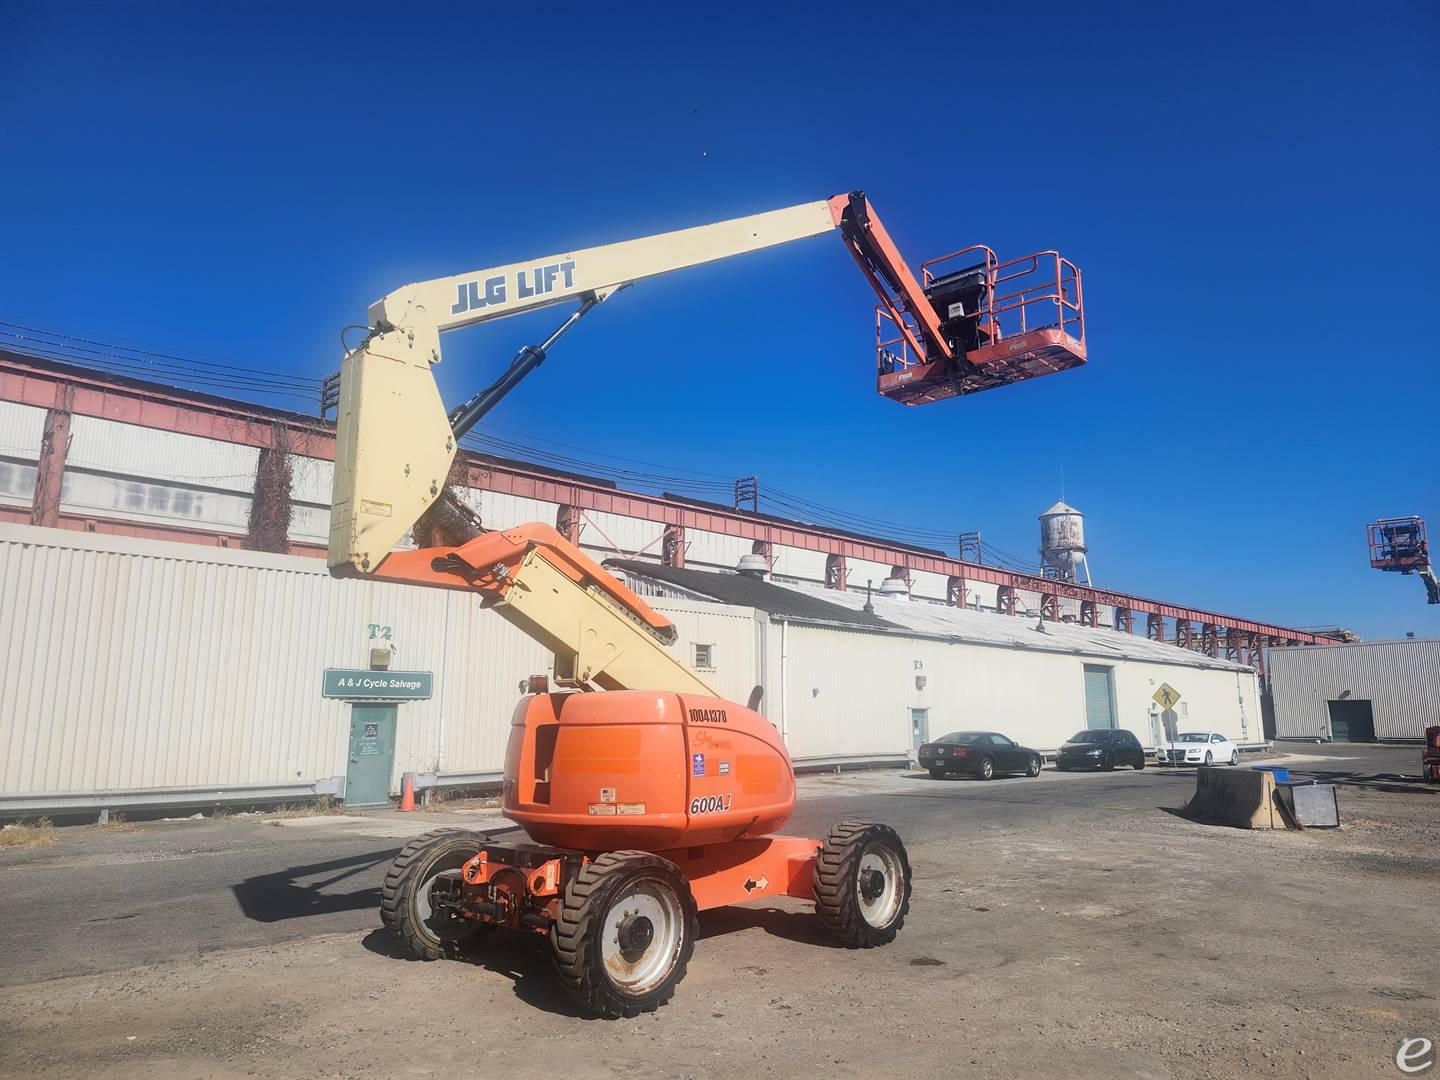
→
(328, 192, 1086, 1016)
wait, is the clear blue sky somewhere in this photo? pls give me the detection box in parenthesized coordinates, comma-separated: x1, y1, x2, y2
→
(2, 3, 1437, 639)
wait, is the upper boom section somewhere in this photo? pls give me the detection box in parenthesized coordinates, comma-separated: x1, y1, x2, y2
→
(370, 200, 842, 338)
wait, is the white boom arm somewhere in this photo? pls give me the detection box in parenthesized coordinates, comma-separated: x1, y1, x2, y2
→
(329, 199, 841, 575)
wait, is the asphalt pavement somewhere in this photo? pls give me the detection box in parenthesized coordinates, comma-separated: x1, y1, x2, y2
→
(0, 741, 1421, 988)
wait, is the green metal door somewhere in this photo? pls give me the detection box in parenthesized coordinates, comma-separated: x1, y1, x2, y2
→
(1083, 665, 1116, 730)
(346, 704, 397, 807)
(911, 708, 929, 753)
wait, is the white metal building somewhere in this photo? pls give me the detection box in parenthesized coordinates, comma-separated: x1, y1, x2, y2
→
(610, 560, 1263, 762)
(1, 522, 1261, 816)
(1269, 639, 1440, 741)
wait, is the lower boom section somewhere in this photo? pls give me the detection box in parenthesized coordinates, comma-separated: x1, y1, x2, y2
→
(381, 824, 912, 1018)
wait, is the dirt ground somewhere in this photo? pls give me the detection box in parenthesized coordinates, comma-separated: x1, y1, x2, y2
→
(1, 750, 1436, 1080)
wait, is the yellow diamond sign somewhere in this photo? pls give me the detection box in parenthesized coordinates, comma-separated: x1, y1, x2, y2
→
(1153, 683, 1181, 710)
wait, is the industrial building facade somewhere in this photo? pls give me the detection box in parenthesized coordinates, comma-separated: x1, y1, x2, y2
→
(1269, 639, 1440, 742)
(1, 523, 1260, 815)
(0, 349, 1314, 812)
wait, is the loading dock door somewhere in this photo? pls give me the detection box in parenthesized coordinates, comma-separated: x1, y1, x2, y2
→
(1326, 699, 1376, 742)
(1083, 665, 1116, 730)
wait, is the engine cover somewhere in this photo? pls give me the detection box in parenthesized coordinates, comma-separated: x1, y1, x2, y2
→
(502, 690, 796, 851)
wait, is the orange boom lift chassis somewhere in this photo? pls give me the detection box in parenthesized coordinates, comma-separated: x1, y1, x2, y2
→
(328, 193, 1086, 1016)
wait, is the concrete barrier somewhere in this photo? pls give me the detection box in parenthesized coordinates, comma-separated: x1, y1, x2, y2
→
(1183, 766, 1282, 829)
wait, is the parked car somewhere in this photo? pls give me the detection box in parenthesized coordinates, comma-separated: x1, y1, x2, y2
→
(1054, 729, 1146, 771)
(918, 731, 1043, 780)
(1158, 731, 1239, 767)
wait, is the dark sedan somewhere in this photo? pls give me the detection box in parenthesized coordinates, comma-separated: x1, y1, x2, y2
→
(1054, 728, 1146, 771)
(918, 731, 1043, 781)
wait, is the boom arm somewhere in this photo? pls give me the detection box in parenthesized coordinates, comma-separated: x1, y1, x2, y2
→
(327, 192, 935, 576)
(325, 191, 971, 693)
(369, 523, 719, 696)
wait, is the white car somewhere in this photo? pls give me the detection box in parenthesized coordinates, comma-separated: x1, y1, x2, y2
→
(1157, 731, 1239, 767)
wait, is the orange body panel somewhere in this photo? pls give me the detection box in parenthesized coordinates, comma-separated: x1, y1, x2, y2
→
(502, 690, 796, 851)
(666, 836, 819, 911)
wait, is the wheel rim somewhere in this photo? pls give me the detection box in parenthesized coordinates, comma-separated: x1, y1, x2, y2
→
(1029, 756, 1040, 775)
(418, 854, 477, 942)
(1205, 753, 1212, 765)
(981, 759, 993, 778)
(599, 878, 683, 994)
(855, 843, 905, 928)
(1231, 751, 1238, 765)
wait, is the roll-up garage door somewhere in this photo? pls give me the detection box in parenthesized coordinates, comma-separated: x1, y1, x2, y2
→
(1083, 665, 1115, 730)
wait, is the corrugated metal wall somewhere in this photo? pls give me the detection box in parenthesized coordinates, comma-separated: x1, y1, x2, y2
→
(0, 518, 1267, 805)
(1270, 640, 1440, 740)
(781, 621, 1260, 757)
(0, 524, 757, 798)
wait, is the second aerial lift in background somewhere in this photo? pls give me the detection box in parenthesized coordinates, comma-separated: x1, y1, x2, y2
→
(1368, 516, 1440, 605)
(328, 192, 1087, 1016)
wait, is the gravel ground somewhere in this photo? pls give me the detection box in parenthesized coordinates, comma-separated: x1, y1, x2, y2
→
(0, 745, 1435, 1080)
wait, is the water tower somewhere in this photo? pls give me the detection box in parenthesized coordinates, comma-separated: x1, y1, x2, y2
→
(1039, 500, 1091, 586)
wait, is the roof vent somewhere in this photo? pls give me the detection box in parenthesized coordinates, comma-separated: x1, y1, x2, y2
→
(878, 576, 909, 597)
(736, 553, 769, 578)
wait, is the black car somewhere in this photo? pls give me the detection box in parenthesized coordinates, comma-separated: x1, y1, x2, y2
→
(918, 731, 1044, 781)
(1054, 729, 1146, 771)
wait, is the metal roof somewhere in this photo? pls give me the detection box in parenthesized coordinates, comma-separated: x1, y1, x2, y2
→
(605, 559, 903, 630)
(613, 560, 1250, 672)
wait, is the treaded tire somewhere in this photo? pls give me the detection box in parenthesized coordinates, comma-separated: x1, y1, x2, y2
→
(928, 766, 947, 780)
(813, 821, 911, 948)
(380, 828, 491, 961)
(1229, 750, 1239, 766)
(978, 756, 995, 781)
(551, 851, 697, 1019)
(1026, 755, 1042, 777)
(1133, 756, 1146, 771)
(1102, 752, 1115, 771)
(1204, 752, 1213, 766)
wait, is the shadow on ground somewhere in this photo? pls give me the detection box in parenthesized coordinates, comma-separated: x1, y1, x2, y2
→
(1284, 766, 1436, 796)
(233, 847, 401, 923)
(356, 902, 845, 1018)
(362, 926, 594, 1018)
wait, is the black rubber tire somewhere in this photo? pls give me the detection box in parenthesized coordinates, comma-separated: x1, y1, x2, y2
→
(1101, 752, 1115, 771)
(928, 766, 947, 779)
(1229, 750, 1239, 766)
(1056, 763, 1071, 772)
(1133, 755, 1146, 771)
(1026, 755, 1042, 777)
(1204, 751, 1213, 766)
(813, 821, 911, 948)
(380, 828, 491, 961)
(551, 851, 697, 1019)
(978, 756, 995, 781)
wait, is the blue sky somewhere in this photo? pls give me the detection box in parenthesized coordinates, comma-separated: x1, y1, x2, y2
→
(2, 3, 1437, 639)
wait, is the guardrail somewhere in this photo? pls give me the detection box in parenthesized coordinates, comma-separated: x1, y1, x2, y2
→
(0, 776, 346, 822)
(792, 753, 911, 774)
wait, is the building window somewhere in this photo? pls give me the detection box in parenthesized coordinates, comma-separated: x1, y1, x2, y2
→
(693, 643, 715, 670)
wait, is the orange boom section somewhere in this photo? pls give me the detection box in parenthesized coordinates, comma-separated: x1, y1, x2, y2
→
(503, 690, 796, 850)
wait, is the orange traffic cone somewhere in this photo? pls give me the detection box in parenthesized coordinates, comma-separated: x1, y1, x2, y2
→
(399, 772, 416, 813)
